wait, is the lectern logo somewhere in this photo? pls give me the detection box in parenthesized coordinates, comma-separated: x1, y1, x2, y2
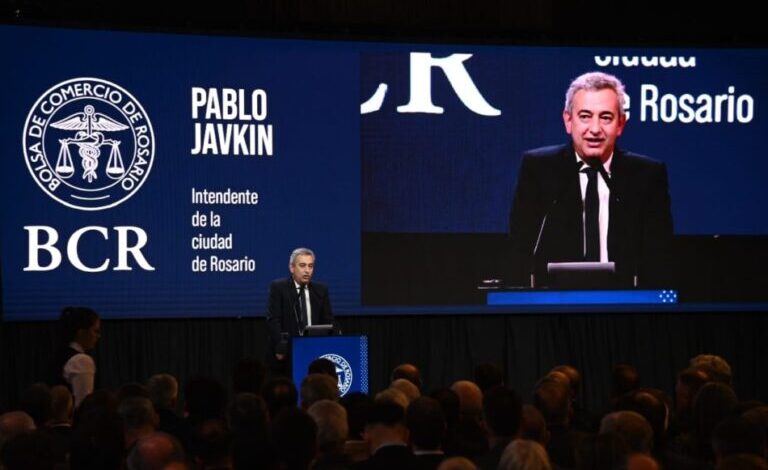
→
(321, 353, 353, 396)
(23, 78, 155, 211)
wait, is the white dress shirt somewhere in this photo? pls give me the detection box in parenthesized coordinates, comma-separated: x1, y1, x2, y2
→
(577, 153, 612, 262)
(63, 342, 95, 407)
(293, 281, 312, 325)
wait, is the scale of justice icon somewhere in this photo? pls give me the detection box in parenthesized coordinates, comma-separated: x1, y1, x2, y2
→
(51, 105, 129, 183)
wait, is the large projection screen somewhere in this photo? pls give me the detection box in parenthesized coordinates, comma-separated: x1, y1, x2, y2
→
(2, 25, 767, 320)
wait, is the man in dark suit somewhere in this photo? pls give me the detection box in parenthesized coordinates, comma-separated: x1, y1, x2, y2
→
(356, 401, 418, 470)
(266, 247, 335, 373)
(508, 71, 673, 288)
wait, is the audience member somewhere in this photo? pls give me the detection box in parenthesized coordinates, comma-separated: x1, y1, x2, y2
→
(690, 354, 732, 385)
(498, 439, 552, 470)
(0, 429, 63, 470)
(534, 377, 585, 468)
(450, 381, 483, 421)
(125, 432, 187, 470)
(406, 397, 446, 469)
(392, 364, 423, 391)
(520, 404, 548, 445)
(473, 363, 504, 393)
(189, 419, 233, 470)
(611, 364, 640, 406)
(309, 358, 338, 379)
(626, 453, 661, 470)
(18, 383, 52, 429)
(575, 432, 629, 470)
(47, 385, 74, 456)
(474, 386, 522, 470)
(228, 393, 274, 470)
(357, 401, 417, 469)
(147, 373, 185, 440)
(307, 399, 351, 469)
(118, 396, 159, 448)
(51, 306, 101, 407)
(301, 373, 340, 409)
(600, 411, 654, 454)
(262, 377, 299, 418)
(0, 411, 36, 454)
(271, 407, 318, 470)
(712, 416, 767, 464)
(391, 378, 421, 404)
(375, 388, 409, 410)
(436, 456, 478, 470)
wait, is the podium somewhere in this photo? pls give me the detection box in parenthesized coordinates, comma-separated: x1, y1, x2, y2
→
(291, 335, 369, 397)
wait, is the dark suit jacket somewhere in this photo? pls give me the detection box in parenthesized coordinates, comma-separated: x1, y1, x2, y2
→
(266, 277, 334, 357)
(508, 143, 673, 287)
(355, 445, 419, 470)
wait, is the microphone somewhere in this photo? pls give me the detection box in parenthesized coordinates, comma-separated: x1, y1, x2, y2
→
(530, 200, 556, 288)
(528, 161, 583, 288)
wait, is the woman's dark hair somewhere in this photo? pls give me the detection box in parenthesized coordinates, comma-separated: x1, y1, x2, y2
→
(58, 306, 99, 343)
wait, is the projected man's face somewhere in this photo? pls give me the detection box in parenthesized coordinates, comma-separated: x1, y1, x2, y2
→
(563, 88, 626, 162)
(290, 254, 315, 285)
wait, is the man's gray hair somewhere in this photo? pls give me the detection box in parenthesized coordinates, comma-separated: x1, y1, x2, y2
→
(564, 71, 627, 116)
(600, 410, 654, 454)
(690, 353, 732, 384)
(498, 439, 552, 470)
(118, 397, 158, 430)
(307, 399, 349, 453)
(290, 247, 316, 265)
(146, 373, 179, 410)
(300, 374, 339, 409)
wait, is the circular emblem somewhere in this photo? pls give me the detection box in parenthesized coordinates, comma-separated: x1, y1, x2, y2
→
(321, 353, 353, 396)
(23, 77, 155, 211)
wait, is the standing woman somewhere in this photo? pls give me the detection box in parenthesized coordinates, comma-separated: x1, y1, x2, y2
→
(52, 306, 101, 407)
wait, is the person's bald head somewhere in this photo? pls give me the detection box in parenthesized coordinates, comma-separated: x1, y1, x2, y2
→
(375, 387, 409, 410)
(437, 456, 479, 470)
(450, 381, 483, 419)
(552, 365, 581, 392)
(391, 364, 422, 390)
(520, 404, 549, 445)
(690, 354, 732, 384)
(0, 411, 36, 451)
(626, 453, 660, 470)
(391, 379, 421, 404)
(126, 432, 186, 470)
(545, 371, 571, 391)
(50, 386, 74, 424)
(600, 411, 654, 454)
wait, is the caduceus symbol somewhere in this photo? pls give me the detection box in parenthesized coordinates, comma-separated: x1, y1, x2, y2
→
(51, 105, 128, 183)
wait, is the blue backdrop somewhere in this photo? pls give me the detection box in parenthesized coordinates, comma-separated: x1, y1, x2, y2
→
(2, 26, 767, 320)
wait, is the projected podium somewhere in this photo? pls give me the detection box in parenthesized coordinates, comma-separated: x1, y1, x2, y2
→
(291, 335, 369, 397)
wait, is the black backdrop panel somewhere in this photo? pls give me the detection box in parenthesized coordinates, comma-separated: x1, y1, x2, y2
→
(3, 313, 768, 414)
(363, 233, 768, 305)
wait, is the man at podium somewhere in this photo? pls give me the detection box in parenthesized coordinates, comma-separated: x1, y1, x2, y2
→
(508, 71, 674, 288)
(266, 247, 335, 373)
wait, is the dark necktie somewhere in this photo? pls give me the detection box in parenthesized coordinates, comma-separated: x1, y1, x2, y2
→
(298, 285, 308, 326)
(583, 166, 600, 261)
